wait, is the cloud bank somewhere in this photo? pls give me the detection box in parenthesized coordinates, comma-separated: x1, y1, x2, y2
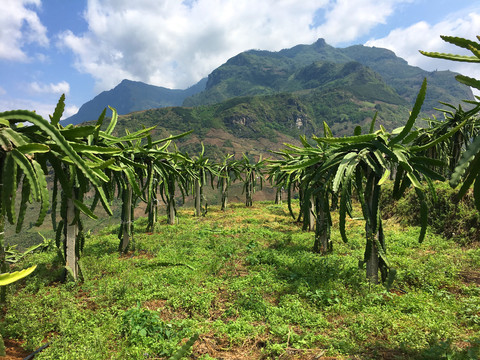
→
(0, 0, 48, 61)
(29, 81, 70, 95)
(58, 0, 410, 91)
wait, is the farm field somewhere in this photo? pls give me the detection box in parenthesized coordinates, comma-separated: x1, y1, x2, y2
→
(3, 200, 480, 359)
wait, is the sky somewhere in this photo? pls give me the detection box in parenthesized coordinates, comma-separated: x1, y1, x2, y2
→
(1, 0, 480, 120)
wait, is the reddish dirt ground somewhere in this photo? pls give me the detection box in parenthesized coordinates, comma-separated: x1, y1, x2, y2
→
(2, 339, 30, 359)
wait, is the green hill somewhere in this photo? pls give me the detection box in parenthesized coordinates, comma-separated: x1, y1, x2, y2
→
(63, 78, 207, 125)
(69, 38, 473, 159)
(183, 38, 473, 112)
(115, 87, 411, 160)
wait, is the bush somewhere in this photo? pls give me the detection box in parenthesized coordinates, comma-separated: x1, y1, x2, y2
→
(381, 181, 480, 244)
(121, 305, 190, 357)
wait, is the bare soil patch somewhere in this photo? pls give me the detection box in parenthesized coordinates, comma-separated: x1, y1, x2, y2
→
(459, 270, 480, 286)
(2, 339, 31, 360)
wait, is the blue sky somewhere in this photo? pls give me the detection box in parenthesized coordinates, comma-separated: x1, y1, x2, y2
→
(1, 0, 480, 120)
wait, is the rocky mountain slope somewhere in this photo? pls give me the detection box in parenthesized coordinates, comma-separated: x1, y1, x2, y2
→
(66, 39, 474, 159)
(63, 78, 206, 125)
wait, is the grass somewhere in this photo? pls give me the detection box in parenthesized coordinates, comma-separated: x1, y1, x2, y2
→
(2, 200, 480, 359)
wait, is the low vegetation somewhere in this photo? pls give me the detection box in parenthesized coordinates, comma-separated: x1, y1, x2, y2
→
(4, 200, 480, 359)
(381, 181, 480, 244)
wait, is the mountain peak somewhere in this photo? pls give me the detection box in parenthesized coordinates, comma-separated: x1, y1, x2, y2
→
(313, 38, 327, 48)
(62, 78, 206, 125)
(118, 79, 136, 86)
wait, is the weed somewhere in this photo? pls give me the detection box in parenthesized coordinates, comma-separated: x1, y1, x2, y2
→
(4, 201, 480, 359)
(121, 304, 191, 357)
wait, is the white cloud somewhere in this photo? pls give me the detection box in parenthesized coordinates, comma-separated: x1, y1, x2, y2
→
(0, 97, 76, 121)
(315, 0, 413, 45)
(29, 81, 71, 95)
(58, 0, 420, 92)
(0, 0, 49, 61)
(64, 105, 79, 118)
(365, 12, 480, 84)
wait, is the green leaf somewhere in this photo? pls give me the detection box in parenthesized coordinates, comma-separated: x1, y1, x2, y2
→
(456, 75, 480, 91)
(362, 151, 382, 175)
(371, 139, 397, 161)
(456, 153, 480, 199)
(405, 171, 423, 190)
(70, 143, 122, 154)
(90, 167, 110, 183)
(401, 130, 419, 144)
(149, 130, 193, 146)
(16, 178, 30, 233)
(393, 149, 412, 172)
(375, 238, 390, 267)
(450, 136, 480, 187)
(168, 333, 199, 360)
(31, 159, 49, 226)
(369, 112, 377, 134)
(412, 164, 445, 181)
(47, 154, 72, 199)
(16, 143, 50, 154)
(73, 199, 98, 220)
(316, 133, 376, 144)
(473, 176, 480, 211)
(1, 127, 27, 147)
(419, 50, 480, 63)
(377, 169, 390, 186)
(2, 153, 17, 224)
(105, 106, 118, 135)
(49, 95, 65, 127)
(389, 78, 426, 146)
(95, 186, 114, 216)
(91, 158, 117, 170)
(10, 149, 41, 201)
(282, 156, 322, 172)
(469, 44, 480, 60)
(333, 152, 357, 192)
(441, 35, 480, 53)
(323, 121, 333, 138)
(0, 266, 36, 286)
(101, 126, 156, 144)
(1, 110, 103, 187)
(410, 156, 446, 167)
(339, 182, 349, 243)
(123, 167, 142, 197)
(93, 108, 107, 141)
(60, 126, 96, 140)
(411, 116, 469, 153)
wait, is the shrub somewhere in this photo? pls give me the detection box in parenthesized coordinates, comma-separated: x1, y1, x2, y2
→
(381, 181, 480, 244)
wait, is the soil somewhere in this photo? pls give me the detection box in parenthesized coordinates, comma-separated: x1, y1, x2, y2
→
(459, 270, 480, 286)
(2, 339, 31, 360)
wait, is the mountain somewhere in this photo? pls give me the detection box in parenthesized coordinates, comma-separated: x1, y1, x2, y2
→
(339, 44, 471, 110)
(72, 38, 474, 159)
(109, 87, 412, 160)
(62, 78, 207, 125)
(183, 38, 473, 112)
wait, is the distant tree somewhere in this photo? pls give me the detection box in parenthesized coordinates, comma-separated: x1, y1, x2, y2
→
(139, 132, 191, 230)
(270, 136, 334, 253)
(216, 154, 241, 211)
(185, 144, 217, 217)
(239, 154, 265, 207)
